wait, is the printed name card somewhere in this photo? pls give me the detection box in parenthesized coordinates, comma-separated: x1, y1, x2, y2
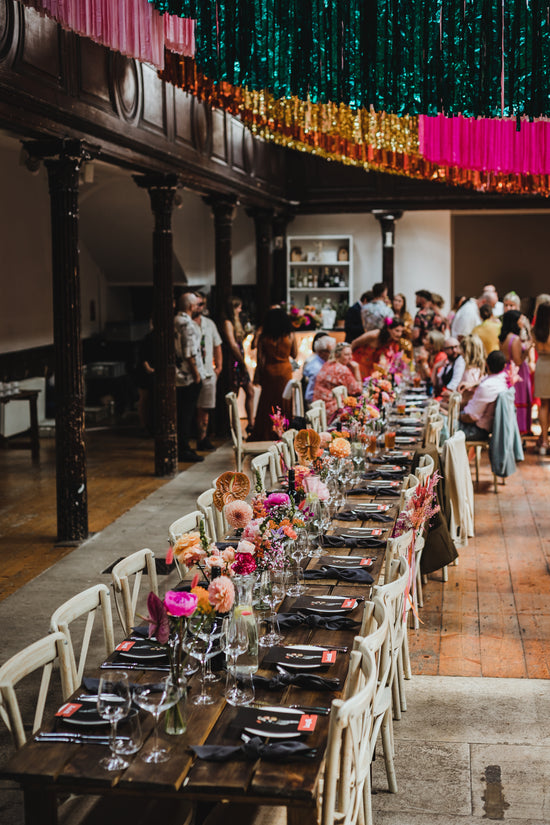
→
(116, 641, 135, 652)
(56, 702, 82, 718)
(297, 714, 318, 731)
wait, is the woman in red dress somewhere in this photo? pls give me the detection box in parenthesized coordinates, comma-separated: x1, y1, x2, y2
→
(351, 318, 406, 380)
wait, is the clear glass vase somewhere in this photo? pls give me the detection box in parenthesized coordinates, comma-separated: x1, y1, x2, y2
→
(232, 574, 259, 675)
(164, 675, 187, 735)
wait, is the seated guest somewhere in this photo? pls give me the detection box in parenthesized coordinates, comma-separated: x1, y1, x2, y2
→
(472, 303, 502, 356)
(303, 334, 336, 403)
(392, 293, 413, 332)
(457, 334, 486, 401)
(458, 350, 508, 440)
(312, 342, 362, 420)
(415, 329, 447, 384)
(434, 337, 465, 399)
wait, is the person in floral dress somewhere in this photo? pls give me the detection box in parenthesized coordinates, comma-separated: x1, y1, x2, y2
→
(312, 342, 362, 420)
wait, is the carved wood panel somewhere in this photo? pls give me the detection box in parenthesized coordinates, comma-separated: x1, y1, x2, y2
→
(76, 37, 111, 113)
(141, 63, 166, 136)
(0, 0, 20, 66)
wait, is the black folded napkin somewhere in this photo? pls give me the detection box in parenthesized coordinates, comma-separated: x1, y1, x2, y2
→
(276, 612, 360, 630)
(336, 509, 393, 523)
(191, 736, 317, 762)
(253, 670, 340, 691)
(347, 485, 400, 497)
(320, 535, 387, 549)
(361, 470, 405, 480)
(215, 541, 238, 550)
(303, 565, 374, 583)
(371, 454, 410, 465)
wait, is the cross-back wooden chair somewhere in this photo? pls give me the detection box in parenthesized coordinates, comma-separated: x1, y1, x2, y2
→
(373, 554, 410, 721)
(0, 631, 73, 749)
(281, 428, 298, 466)
(425, 415, 444, 451)
(168, 510, 209, 579)
(250, 450, 278, 492)
(110, 548, 158, 635)
(196, 489, 219, 541)
(225, 392, 273, 471)
(414, 453, 435, 485)
(310, 398, 328, 431)
(398, 473, 420, 512)
(283, 378, 305, 418)
(351, 596, 397, 799)
(50, 584, 115, 700)
(320, 646, 377, 825)
(446, 391, 462, 437)
(268, 442, 288, 483)
(305, 405, 323, 433)
(331, 384, 348, 410)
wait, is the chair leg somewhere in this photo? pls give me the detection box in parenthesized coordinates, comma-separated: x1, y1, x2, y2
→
(416, 567, 424, 608)
(396, 648, 407, 711)
(493, 473, 498, 493)
(442, 565, 448, 582)
(381, 709, 398, 793)
(402, 632, 412, 680)
(475, 445, 481, 484)
(391, 669, 402, 721)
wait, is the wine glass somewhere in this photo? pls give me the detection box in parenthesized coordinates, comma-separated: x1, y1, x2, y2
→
(96, 671, 132, 771)
(187, 617, 216, 706)
(287, 529, 308, 596)
(258, 569, 285, 647)
(222, 615, 253, 705)
(133, 676, 183, 763)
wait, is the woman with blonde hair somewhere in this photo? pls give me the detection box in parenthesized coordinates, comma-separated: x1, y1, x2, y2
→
(457, 334, 486, 402)
(415, 329, 447, 384)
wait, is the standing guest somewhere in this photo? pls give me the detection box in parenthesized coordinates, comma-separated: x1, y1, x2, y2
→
(174, 293, 205, 462)
(361, 282, 394, 331)
(533, 299, 550, 455)
(434, 337, 465, 398)
(412, 290, 435, 344)
(250, 308, 297, 440)
(451, 296, 482, 340)
(345, 291, 371, 343)
(430, 293, 448, 334)
(194, 293, 222, 451)
(391, 293, 413, 331)
(502, 291, 521, 313)
(482, 284, 504, 317)
(222, 296, 255, 435)
(458, 350, 508, 440)
(351, 318, 406, 380)
(472, 303, 502, 356)
(457, 334, 486, 404)
(499, 310, 533, 436)
(447, 295, 467, 333)
(312, 342, 362, 421)
(303, 335, 336, 403)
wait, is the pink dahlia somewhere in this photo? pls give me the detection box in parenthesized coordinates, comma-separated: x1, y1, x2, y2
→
(208, 575, 235, 613)
(224, 499, 253, 529)
(232, 552, 257, 576)
(265, 492, 290, 510)
(164, 590, 198, 618)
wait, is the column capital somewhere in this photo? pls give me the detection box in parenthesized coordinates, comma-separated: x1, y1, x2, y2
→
(23, 138, 98, 164)
(204, 194, 238, 223)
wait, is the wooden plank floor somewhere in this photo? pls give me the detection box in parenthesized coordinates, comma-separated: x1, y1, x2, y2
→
(408, 447, 550, 679)
(1, 426, 549, 678)
(0, 423, 221, 601)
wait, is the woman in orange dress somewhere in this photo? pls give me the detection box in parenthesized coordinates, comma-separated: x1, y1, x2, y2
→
(250, 308, 297, 440)
(351, 318, 406, 380)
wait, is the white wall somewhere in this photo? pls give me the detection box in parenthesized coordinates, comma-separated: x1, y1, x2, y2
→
(292, 210, 452, 316)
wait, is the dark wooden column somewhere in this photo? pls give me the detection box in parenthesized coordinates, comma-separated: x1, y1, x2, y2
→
(134, 174, 179, 477)
(204, 195, 237, 321)
(247, 207, 274, 323)
(272, 212, 295, 305)
(372, 210, 403, 295)
(25, 140, 91, 544)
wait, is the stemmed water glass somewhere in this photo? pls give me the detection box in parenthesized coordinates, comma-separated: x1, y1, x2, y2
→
(287, 529, 308, 596)
(258, 569, 285, 647)
(133, 676, 183, 763)
(187, 617, 216, 706)
(96, 671, 132, 771)
(222, 614, 254, 705)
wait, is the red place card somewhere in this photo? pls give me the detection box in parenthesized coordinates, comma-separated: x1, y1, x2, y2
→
(55, 702, 82, 718)
(360, 558, 374, 567)
(341, 598, 358, 609)
(116, 641, 135, 652)
(297, 714, 318, 732)
(321, 650, 337, 664)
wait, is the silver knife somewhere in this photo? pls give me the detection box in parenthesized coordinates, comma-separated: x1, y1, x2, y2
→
(34, 732, 115, 745)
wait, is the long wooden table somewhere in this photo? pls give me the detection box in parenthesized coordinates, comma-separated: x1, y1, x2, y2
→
(2, 443, 421, 825)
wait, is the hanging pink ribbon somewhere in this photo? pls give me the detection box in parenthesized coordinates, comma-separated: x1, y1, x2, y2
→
(20, 0, 195, 70)
(419, 114, 550, 176)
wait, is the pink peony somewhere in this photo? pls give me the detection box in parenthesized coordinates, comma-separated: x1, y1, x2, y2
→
(265, 492, 290, 510)
(236, 539, 256, 555)
(243, 518, 262, 540)
(319, 432, 332, 447)
(232, 552, 257, 576)
(208, 575, 235, 613)
(221, 547, 236, 564)
(164, 590, 198, 618)
(224, 499, 253, 529)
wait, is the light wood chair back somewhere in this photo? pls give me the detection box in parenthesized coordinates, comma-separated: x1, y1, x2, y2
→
(331, 384, 347, 410)
(305, 405, 323, 433)
(415, 453, 435, 485)
(285, 378, 305, 418)
(0, 631, 73, 749)
(50, 584, 115, 699)
(425, 415, 444, 450)
(250, 450, 278, 492)
(168, 510, 209, 579)
(225, 391, 274, 471)
(383, 528, 414, 583)
(268, 442, 288, 482)
(374, 555, 410, 721)
(321, 646, 377, 825)
(424, 400, 440, 419)
(281, 428, 298, 466)
(447, 391, 462, 437)
(398, 473, 420, 511)
(196, 489, 219, 541)
(310, 398, 328, 431)
(111, 548, 158, 635)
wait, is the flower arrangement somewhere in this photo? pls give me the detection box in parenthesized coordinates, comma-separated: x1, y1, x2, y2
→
(393, 472, 441, 537)
(386, 349, 412, 384)
(269, 406, 289, 438)
(239, 487, 308, 572)
(224, 499, 253, 531)
(288, 305, 321, 329)
(329, 436, 352, 458)
(338, 394, 381, 427)
(363, 370, 396, 407)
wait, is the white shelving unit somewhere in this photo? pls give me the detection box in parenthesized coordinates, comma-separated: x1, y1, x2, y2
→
(286, 235, 353, 326)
